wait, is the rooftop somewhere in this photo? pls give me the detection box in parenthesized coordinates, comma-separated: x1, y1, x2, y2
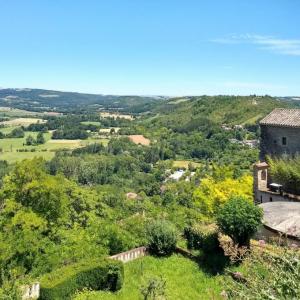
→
(260, 108, 300, 128)
(260, 202, 300, 239)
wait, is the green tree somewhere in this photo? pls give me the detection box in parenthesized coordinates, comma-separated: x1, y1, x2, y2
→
(36, 132, 45, 144)
(216, 196, 263, 247)
(146, 220, 177, 256)
(25, 134, 36, 146)
(9, 127, 25, 138)
(1, 158, 68, 223)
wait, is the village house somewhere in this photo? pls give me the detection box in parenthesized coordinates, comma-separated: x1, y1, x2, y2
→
(254, 108, 300, 204)
(253, 108, 300, 241)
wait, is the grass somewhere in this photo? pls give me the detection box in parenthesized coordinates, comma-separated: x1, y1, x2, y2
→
(0, 117, 45, 126)
(80, 121, 101, 126)
(0, 131, 109, 163)
(0, 126, 20, 134)
(172, 160, 201, 169)
(74, 254, 224, 300)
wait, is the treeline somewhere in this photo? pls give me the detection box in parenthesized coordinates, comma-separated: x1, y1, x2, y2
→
(0, 127, 24, 139)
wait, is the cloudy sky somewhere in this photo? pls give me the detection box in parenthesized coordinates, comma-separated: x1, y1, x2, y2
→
(0, 0, 299, 96)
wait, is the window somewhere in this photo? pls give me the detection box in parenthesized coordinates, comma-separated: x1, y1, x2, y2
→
(282, 137, 287, 145)
(261, 170, 267, 181)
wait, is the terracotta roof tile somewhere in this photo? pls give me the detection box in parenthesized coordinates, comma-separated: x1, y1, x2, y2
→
(260, 108, 300, 127)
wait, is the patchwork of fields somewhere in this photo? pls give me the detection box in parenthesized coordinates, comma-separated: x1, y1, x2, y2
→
(0, 125, 109, 163)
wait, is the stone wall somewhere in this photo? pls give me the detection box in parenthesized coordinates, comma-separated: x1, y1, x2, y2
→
(260, 125, 300, 160)
(109, 246, 147, 263)
(255, 189, 300, 204)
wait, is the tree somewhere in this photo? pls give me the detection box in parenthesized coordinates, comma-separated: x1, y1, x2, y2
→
(146, 220, 177, 256)
(25, 134, 36, 146)
(36, 132, 45, 144)
(192, 170, 253, 215)
(9, 127, 25, 138)
(216, 196, 263, 247)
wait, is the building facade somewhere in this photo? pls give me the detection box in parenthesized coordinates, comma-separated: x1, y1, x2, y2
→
(260, 108, 300, 160)
(254, 108, 300, 204)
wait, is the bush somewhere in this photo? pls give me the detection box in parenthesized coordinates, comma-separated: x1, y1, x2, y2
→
(40, 259, 124, 300)
(146, 220, 177, 256)
(184, 223, 219, 252)
(225, 246, 300, 299)
(216, 196, 262, 247)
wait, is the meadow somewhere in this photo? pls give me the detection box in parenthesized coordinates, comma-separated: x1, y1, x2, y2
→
(0, 126, 108, 163)
(75, 254, 224, 300)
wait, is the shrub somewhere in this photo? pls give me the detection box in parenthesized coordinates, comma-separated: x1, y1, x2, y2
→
(146, 220, 177, 256)
(184, 223, 219, 252)
(40, 259, 124, 300)
(225, 246, 300, 299)
(216, 196, 263, 247)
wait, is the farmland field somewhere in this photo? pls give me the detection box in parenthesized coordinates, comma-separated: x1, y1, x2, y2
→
(99, 127, 120, 133)
(0, 130, 109, 163)
(100, 112, 134, 120)
(0, 117, 46, 126)
(75, 254, 224, 300)
(128, 135, 150, 146)
(80, 121, 101, 126)
(0, 107, 42, 117)
(172, 160, 201, 169)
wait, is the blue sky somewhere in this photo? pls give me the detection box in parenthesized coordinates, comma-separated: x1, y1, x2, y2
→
(0, 0, 299, 96)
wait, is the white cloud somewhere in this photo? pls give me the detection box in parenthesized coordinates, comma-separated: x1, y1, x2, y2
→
(212, 34, 300, 56)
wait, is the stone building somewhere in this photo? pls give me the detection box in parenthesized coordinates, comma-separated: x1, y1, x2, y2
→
(254, 108, 300, 204)
(260, 108, 300, 160)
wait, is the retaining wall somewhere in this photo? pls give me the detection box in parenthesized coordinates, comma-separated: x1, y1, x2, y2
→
(110, 246, 147, 263)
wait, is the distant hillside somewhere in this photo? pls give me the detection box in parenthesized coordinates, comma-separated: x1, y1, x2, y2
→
(0, 88, 165, 113)
(143, 95, 300, 131)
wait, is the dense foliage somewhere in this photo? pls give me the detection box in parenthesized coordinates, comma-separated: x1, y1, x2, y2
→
(226, 246, 300, 299)
(0, 94, 295, 298)
(146, 220, 178, 256)
(184, 223, 219, 252)
(216, 196, 263, 247)
(40, 259, 123, 300)
(268, 155, 300, 194)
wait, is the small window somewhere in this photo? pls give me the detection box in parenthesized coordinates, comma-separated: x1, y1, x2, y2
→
(261, 170, 267, 181)
(282, 137, 287, 145)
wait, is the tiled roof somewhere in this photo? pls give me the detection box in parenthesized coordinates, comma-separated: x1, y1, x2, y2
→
(260, 108, 300, 127)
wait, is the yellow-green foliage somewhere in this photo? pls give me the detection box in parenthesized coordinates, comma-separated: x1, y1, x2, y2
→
(193, 172, 253, 215)
(40, 259, 124, 300)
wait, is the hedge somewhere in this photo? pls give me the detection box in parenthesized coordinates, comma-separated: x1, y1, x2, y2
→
(184, 223, 219, 252)
(39, 259, 124, 300)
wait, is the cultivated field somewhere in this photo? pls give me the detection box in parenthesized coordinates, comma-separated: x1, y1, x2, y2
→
(0, 129, 108, 163)
(0, 107, 42, 117)
(80, 121, 101, 126)
(172, 160, 201, 169)
(128, 135, 150, 146)
(100, 112, 134, 120)
(99, 127, 120, 133)
(0, 117, 46, 126)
